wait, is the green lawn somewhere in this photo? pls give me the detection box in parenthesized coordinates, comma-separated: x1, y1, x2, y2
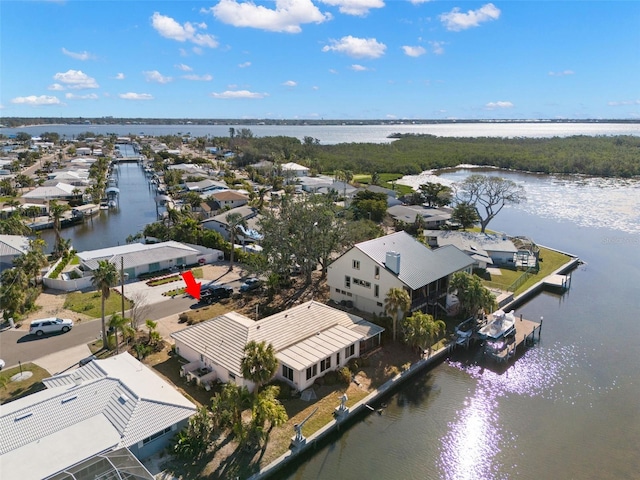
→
(0, 363, 50, 404)
(64, 290, 133, 318)
(482, 247, 572, 295)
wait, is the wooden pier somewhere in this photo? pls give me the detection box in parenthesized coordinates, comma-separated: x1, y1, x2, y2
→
(484, 315, 542, 363)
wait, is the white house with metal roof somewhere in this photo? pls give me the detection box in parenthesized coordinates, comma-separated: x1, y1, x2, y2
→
(423, 230, 520, 267)
(171, 300, 384, 393)
(0, 234, 30, 272)
(0, 352, 196, 480)
(327, 231, 474, 317)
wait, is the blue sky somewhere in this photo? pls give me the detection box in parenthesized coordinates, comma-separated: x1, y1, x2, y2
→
(2, 0, 639, 120)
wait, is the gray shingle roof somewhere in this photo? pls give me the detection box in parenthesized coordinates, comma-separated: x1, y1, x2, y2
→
(355, 231, 474, 290)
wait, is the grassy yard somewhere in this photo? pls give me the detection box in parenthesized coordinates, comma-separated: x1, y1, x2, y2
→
(0, 363, 50, 404)
(482, 247, 572, 295)
(351, 172, 413, 196)
(64, 289, 133, 319)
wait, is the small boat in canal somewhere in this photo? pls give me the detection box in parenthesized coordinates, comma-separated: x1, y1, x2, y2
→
(478, 310, 516, 341)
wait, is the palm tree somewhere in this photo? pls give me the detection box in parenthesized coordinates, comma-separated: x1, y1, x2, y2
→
(225, 212, 247, 271)
(241, 340, 278, 392)
(251, 385, 288, 444)
(108, 313, 134, 354)
(384, 287, 411, 342)
(403, 311, 447, 357)
(13, 237, 48, 286)
(450, 272, 496, 319)
(49, 200, 70, 252)
(92, 260, 119, 348)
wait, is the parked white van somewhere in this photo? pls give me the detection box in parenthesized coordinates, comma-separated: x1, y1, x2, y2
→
(29, 317, 74, 336)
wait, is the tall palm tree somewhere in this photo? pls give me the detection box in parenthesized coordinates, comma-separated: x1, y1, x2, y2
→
(225, 212, 247, 271)
(384, 287, 411, 342)
(403, 311, 447, 357)
(92, 260, 119, 348)
(241, 340, 278, 392)
(108, 313, 135, 354)
(49, 200, 70, 249)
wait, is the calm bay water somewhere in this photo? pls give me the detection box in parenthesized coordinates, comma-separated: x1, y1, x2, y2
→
(3, 122, 640, 144)
(15, 124, 640, 478)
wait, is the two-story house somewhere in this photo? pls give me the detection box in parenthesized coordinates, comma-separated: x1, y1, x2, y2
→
(327, 231, 474, 316)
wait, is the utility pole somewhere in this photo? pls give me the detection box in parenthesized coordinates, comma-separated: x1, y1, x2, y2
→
(120, 256, 125, 320)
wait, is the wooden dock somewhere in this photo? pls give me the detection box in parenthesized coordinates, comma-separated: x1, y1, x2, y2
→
(484, 316, 542, 363)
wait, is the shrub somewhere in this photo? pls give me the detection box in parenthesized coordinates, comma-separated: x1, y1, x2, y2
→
(178, 312, 191, 323)
(337, 367, 352, 385)
(323, 371, 339, 385)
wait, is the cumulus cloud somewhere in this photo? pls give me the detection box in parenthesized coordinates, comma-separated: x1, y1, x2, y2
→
(53, 69, 99, 89)
(11, 95, 62, 106)
(350, 64, 369, 71)
(238, 61, 252, 68)
(176, 63, 193, 71)
(322, 35, 386, 58)
(62, 48, 94, 61)
(210, 90, 268, 99)
(143, 70, 173, 84)
(548, 70, 575, 76)
(319, 0, 384, 16)
(151, 12, 218, 47)
(65, 93, 99, 100)
(409, 0, 432, 3)
(485, 101, 514, 109)
(48, 83, 65, 91)
(208, 0, 331, 33)
(282, 80, 298, 87)
(607, 99, 640, 106)
(183, 74, 213, 81)
(402, 45, 426, 57)
(114, 73, 125, 80)
(440, 3, 500, 31)
(430, 41, 445, 55)
(119, 92, 154, 100)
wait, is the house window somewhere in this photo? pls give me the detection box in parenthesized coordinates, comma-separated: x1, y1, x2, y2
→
(345, 276, 351, 288)
(374, 266, 380, 279)
(352, 260, 360, 270)
(320, 356, 331, 372)
(345, 344, 355, 358)
(228, 373, 236, 381)
(282, 365, 293, 381)
(306, 364, 318, 380)
(336, 352, 340, 366)
(142, 426, 172, 445)
(374, 284, 379, 298)
(353, 278, 371, 288)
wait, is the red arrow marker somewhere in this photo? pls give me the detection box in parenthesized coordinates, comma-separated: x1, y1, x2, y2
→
(181, 271, 201, 300)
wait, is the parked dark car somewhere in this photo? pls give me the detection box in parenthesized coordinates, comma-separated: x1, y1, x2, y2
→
(200, 283, 233, 304)
(240, 278, 262, 292)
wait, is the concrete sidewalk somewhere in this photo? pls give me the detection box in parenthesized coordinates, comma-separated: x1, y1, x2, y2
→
(34, 344, 93, 375)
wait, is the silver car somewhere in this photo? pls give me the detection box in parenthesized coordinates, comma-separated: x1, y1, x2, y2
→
(29, 317, 74, 336)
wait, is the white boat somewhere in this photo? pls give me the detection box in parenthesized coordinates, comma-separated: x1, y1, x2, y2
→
(478, 310, 516, 340)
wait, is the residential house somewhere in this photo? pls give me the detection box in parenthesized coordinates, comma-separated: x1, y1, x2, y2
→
(0, 352, 196, 480)
(171, 300, 384, 393)
(327, 231, 474, 316)
(201, 205, 261, 243)
(0, 234, 30, 272)
(387, 205, 452, 229)
(207, 190, 249, 210)
(359, 184, 402, 207)
(281, 162, 310, 179)
(22, 182, 85, 201)
(184, 178, 228, 194)
(423, 230, 521, 268)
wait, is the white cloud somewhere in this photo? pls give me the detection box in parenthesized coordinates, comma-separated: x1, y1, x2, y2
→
(65, 93, 99, 100)
(440, 3, 500, 31)
(430, 41, 445, 55)
(548, 70, 575, 76)
(282, 80, 298, 87)
(11, 95, 62, 106)
(210, 90, 268, 99)
(61, 47, 94, 61)
(329, 68, 338, 74)
(485, 101, 514, 109)
(312, 86, 319, 90)
(53, 69, 98, 89)
(238, 61, 252, 68)
(143, 70, 173, 84)
(607, 99, 640, 106)
(322, 35, 386, 58)
(119, 92, 154, 100)
(402, 45, 426, 57)
(350, 64, 369, 71)
(48, 83, 65, 91)
(319, 0, 384, 17)
(209, 0, 331, 33)
(114, 73, 125, 80)
(176, 63, 193, 71)
(409, 0, 432, 4)
(151, 12, 218, 48)
(183, 74, 213, 81)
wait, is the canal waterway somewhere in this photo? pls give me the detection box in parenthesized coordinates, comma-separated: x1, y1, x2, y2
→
(39, 162, 158, 252)
(282, 171, 640, 480)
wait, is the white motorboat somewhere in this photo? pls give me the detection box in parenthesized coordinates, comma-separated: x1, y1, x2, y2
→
(478, 310, 516, 340)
